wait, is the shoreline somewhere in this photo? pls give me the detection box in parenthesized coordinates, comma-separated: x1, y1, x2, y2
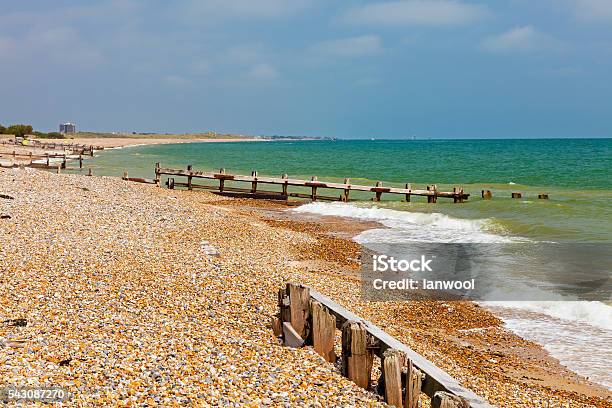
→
(0, 136, 268, 167)
(1, 168, 610, 406)
(194, 195, 612, 404)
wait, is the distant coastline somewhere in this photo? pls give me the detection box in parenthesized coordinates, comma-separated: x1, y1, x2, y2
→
(1, 130, 327, 150)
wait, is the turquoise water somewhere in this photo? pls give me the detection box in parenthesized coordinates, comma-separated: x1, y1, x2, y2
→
(87, 139, 612, 243)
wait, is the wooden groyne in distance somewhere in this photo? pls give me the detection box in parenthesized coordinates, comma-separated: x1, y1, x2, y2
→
(274, 283, 493, 408)
(0, 138, 102, 154)
(0, 151, 88, 170)
(155, 164, 470, 203)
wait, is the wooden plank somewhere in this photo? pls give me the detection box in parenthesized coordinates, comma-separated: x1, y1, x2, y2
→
(157, 168, 437, 196)
(383, 348, 404, 407)
(156, 167, 470, 200)
(278, 288, 291, 324)
(287, 283, 310, 339)
(125, 177, 157, 184)
(271, 316, 282, 337)
(311, 300, 336, 363)
(282, 322, 305, 348)
(432, 392, 470, 408)
(341, 321, 373, 390)
(405, 359, 424, 408)
(309, 289, 494, 408)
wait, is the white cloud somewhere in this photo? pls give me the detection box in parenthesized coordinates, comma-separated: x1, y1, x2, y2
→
(0, 26, 105, 67)
(245, 63, 279, 80)
(569, 0, 612, 23)
(311, 35, 382, 57)
(341, 0, 488, 26)
(164, 75, 193, 88)
(481, 26, 565, 54)
(221, 43, 267, 65)
(184, 0, 313, 20)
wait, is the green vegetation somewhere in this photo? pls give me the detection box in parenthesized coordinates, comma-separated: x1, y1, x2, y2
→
(33, 131, 65, 139)
(6, 124, 33, 138)
(0, 123, 64, 139)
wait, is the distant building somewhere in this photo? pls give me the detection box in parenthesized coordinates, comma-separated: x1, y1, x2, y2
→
(59, 123, 76, 134)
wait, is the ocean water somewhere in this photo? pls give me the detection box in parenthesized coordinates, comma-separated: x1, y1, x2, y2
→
(86, 139, 611, 388)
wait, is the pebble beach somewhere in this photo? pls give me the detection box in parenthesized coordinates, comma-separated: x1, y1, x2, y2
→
(1, 167, 610, 407)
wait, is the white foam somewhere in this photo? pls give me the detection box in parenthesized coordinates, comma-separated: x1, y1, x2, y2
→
(487, 305, 612, 389)
(292, 201, 612, 388)
(293, 202, 514, 243)
(485, 301, 612, 331)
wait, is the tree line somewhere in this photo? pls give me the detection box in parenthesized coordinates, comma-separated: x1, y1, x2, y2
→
(0, 123, 64, 139)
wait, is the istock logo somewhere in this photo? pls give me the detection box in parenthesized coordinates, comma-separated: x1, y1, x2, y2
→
(372, 254, 434, 272)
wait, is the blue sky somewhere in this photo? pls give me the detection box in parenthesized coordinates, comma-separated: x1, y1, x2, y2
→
(1, 0, 611, 138)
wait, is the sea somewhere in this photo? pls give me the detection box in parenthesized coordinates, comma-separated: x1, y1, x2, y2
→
(85, 138, 611, 388)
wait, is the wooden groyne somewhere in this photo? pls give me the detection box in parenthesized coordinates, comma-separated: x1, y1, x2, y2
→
(273, 283, 493, 408)
(0, 151, 87, 170)
(154, 164, 470, 203)
(0, 138, 103, 154)
(0, 138, 102, 170)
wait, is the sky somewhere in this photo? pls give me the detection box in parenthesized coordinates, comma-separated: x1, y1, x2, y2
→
(1, 0, 611, 139)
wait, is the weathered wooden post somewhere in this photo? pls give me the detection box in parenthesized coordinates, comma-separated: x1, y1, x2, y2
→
(451, 187, 465, 203)
(341, 321, 373, 389)
(427, 185, 437, 203)
(404, 359, 423, 408)
(46, 153, 50, 166)
(87, 167, 93, 176)
(405, 183, 411, 202)
(538, 194, 549, 199)
(311, 176, 318, 201)
(56, 163, 61, 174)
(271, 315, 283, 338)
(375, 181, 383, 202)
(382, 348, 405, 407)
(311, 300, 336, 363)
(12, 150, 15, 158)
(187, 165, 193, 191)
(218, 168, 226, 192)
(511, 192, 522, 199)
(29, 152, 33, 165)
(168, 178, 175, 189)
(61, 155, 67, 169)
(123, 171, 128, 180)
(277, 287, 291, 325)
(282, 173, 288, 197)
(154, 163, 160, 185)
(343, 178, 350, 202)
(432, 392, 469, 408)
(251, 171, 258, 193)
(286, 283, 310, 339)
(481, 190, 492, 199)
